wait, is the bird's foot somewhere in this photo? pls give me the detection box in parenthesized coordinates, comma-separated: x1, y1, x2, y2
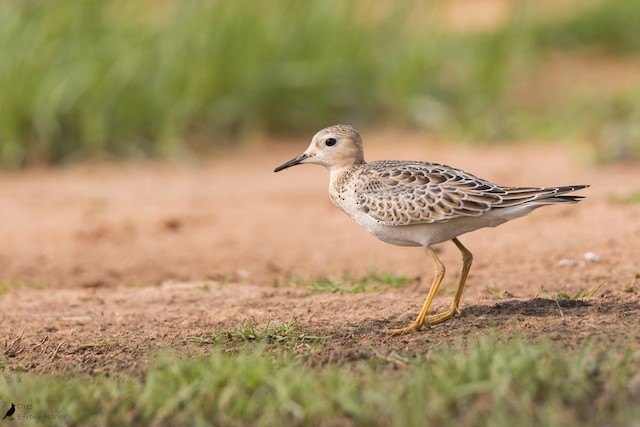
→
(388, 306, 461, 336)
(424, 306, 460, 326)
(388, 321, 426, 336)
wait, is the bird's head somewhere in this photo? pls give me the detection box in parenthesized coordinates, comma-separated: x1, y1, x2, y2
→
(274, 124, 364, 173)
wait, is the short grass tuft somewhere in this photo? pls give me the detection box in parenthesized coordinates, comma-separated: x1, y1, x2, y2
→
(552, 283, 605, 301)
(287, 270, 416, 294)
(485, 285, 507, 300)
(186, 319, 327, 347)
(0, 278, 48, 294)
(610, 191, 640, 205)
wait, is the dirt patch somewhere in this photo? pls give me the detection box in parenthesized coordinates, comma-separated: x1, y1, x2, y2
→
(1, 135, 639, 374)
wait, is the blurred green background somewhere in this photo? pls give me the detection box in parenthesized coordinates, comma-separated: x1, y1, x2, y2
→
(1, 0, 639, 167)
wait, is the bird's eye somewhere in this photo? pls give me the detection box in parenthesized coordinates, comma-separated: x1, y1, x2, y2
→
(325, 138, 337, 147)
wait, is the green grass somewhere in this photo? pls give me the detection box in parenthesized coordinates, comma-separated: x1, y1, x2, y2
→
(611, 190, 640, 205)
(485, 285, 509, 300)
(534, 0, 640, 55)
(284, 270, 416, 294)
(0, 278, 48, 294)
(537, 284, 605, 312)
(1, 0, 639, 167)
(537, 284, 605, 318)
(553, 283, 605, 301)
(76, 341, 120, 349)
(0, 0, 445, 166)
(186, 319, 327, 349)
(1, 334, 639, 426)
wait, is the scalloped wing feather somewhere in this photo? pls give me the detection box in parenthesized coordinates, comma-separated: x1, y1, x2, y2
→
(354, 161, 585, 226)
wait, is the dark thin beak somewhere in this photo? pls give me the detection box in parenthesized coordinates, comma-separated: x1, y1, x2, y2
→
(274, 154, 308, 172)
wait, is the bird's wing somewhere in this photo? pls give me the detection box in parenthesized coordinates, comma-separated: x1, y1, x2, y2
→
(354, 161, 555, 225)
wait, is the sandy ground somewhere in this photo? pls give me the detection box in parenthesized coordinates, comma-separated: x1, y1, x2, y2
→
(1, 132, 639, 374)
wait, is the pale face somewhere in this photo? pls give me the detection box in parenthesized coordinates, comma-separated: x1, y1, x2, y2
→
(274, 124, 364, 173)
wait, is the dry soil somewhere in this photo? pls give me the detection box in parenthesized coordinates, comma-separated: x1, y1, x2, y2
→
(1, 133, 639, 374)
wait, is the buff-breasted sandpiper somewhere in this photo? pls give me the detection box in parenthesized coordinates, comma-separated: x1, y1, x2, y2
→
(274, 124, 588, 335)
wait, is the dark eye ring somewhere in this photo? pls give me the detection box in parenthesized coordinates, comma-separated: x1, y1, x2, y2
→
(325, 138, 337, 147)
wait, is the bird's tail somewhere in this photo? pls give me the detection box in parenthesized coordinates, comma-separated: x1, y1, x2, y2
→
(535, 185, 589, 204)
(494, 185, 589, 208)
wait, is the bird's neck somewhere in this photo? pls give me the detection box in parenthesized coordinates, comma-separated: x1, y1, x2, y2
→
(328, 158, 364, 173)
(329, 163, 360, 191)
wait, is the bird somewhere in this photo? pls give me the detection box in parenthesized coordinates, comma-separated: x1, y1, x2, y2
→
(3, 403, 15, 420)
(274, 124, 588, 335)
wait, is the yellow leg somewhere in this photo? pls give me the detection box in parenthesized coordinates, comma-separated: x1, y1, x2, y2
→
(390, 246, 445, 335)
(423, 237, 473, 326)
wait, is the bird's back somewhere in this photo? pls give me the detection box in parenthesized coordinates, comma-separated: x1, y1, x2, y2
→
(334, 159, 587, 227)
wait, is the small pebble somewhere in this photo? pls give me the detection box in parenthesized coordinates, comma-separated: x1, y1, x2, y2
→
(557, 259, 578, 267)
(583, 252, 602, 263)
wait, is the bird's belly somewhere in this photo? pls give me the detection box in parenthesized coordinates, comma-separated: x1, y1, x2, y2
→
(352, 213, 427, 246)
(353, 211, 512, 247)
(363, 221, 446, 247)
